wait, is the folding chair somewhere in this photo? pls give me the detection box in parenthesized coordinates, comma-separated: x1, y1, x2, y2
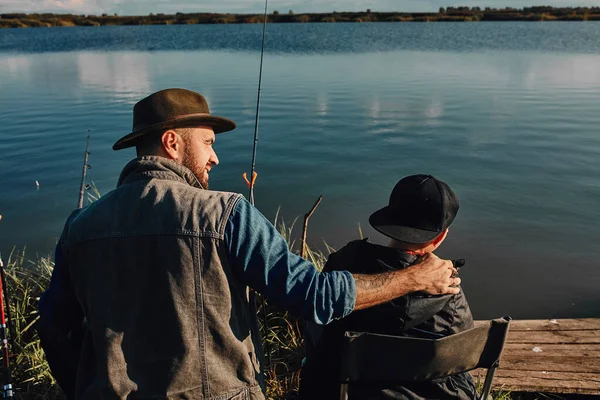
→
(340, 317, 511, 400)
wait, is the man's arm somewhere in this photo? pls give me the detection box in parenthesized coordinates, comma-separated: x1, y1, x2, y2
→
(225, 197, 459, 324)
(352, 253, 460, 310)
(225, 197, 355, 325)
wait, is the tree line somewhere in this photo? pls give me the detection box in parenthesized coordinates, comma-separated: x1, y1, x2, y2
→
(2, 6, 600, 28)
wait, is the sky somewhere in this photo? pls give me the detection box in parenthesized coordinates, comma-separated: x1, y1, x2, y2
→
(1, 0, 600, 16)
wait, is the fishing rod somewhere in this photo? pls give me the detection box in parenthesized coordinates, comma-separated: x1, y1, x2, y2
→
(244, 0, 271, 369)
(77, 133, 91, 209)
(246, 0, 268, 206)
(0, 256, 14, 400)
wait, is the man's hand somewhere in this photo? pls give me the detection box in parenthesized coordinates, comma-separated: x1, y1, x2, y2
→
(407, 253, 460, 295)
(353, 252, 460, 311)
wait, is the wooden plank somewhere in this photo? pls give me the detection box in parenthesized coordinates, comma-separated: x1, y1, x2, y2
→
(475, 318, 600, 331)
(470, 370, 600, 395)
(488, 377, 600, 395)
(494, 370, 600, 382)
(508, 319, 600, 332)
(507, 330, 600, 344)
(503, 343, 600, 357)
(500, 357, 600, 373)
(471, 319, 600, 394)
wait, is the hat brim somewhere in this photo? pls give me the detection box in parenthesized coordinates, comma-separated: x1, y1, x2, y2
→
(112, 114, 236, 151)
(369, 206, 442, 244)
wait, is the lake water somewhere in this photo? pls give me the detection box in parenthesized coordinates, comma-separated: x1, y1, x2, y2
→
(1, 23, 599, 320)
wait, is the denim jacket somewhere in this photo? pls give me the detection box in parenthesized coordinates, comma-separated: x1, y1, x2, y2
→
(38, 156, 356, 400)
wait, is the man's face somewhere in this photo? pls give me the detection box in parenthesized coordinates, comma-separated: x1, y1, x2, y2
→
(179, 126, 219, 189)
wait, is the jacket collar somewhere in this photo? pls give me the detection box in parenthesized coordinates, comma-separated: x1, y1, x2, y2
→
(363, 240, 419, 268)
(326, 238, 418, 273)
(117, 156, 204, 189)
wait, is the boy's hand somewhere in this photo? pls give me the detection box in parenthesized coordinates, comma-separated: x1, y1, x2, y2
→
(408, 253, 460, 295)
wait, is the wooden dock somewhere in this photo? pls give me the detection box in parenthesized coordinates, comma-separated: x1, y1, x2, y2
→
(473, 318, 600, 395)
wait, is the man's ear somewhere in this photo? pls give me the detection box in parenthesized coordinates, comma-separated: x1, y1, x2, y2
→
(431, 229, 449, 247)
(161, 130, 182, 161)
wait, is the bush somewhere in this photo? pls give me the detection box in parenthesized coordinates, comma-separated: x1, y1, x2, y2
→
(19, 19, 52, 27)
(73, 19, 100, 26)
(0, 19, 25, 28)
(293, 15, 311, 23)
(386, 15, 414, 22)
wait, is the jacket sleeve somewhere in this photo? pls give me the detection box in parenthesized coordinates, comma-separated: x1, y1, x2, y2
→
(37, 241, 85, 400)
(224, 197, 356, 325)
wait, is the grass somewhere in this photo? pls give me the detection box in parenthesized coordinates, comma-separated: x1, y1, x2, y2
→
(1, 249, 64, 400)
(0, 215, 570, 400)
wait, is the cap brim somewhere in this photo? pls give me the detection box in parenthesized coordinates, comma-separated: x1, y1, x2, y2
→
(112, 115, 236, 151)
(369, 206, 442, 244)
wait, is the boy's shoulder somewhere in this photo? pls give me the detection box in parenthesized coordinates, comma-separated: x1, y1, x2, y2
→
(323, 239, 370, 273)
(323, 239, 415, 274)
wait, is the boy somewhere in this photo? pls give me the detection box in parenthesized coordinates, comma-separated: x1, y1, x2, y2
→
(300, 174, 476, 400)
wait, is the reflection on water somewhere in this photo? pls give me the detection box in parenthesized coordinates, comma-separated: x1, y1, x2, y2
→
(77, 53, 151, 99)
(1, 29, 600, 320)
(0, 55, 31, 79)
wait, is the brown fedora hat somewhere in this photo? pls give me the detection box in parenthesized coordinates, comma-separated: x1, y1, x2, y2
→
(113, 88, 236, 150)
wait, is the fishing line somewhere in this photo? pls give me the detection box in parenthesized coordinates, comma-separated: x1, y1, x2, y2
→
(247, 0, 268, 206)
(244, 0, 272, 372)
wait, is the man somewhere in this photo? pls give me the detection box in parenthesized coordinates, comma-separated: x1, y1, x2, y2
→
(300, 174, 475, 400)
(38, 88, 460, 400)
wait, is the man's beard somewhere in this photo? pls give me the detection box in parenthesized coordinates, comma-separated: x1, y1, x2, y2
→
(181, 154, 209, 189)
(195, 168, 210, 189)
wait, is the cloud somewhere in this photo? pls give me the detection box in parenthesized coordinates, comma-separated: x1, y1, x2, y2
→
(3, 0, 118, 14)
(0, 0, 108, 14)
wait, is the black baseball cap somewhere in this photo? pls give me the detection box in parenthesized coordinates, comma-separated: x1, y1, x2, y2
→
(369, 174, 459, 244)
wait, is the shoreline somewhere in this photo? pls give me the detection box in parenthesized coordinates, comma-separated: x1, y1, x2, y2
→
(2, 7, 600, 28)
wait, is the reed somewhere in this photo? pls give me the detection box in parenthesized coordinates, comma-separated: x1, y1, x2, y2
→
(2, 249, 65, 400)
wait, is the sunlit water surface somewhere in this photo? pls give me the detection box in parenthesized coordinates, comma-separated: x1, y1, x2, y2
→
(1, 23, 599, 319)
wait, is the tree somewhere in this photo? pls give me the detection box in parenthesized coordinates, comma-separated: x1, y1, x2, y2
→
(366, 8, 371, 13)
(273, 10, 279, 15)
(439, 7, 445, 13)
(288, 10, 294, 15)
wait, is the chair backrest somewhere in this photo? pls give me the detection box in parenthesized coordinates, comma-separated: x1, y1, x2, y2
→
(339, 317, 511, 399)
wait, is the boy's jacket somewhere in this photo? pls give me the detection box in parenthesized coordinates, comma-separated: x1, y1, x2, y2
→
(300, 239, 476, 400)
